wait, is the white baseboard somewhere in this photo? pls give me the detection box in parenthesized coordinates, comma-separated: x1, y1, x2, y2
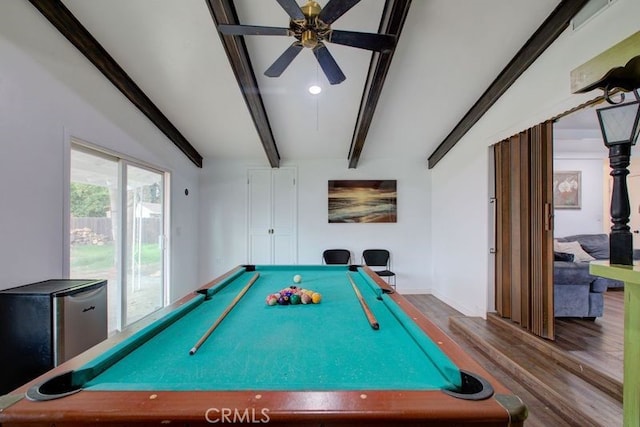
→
(428, 290, 486, 319)
(398, 288, 432, 295)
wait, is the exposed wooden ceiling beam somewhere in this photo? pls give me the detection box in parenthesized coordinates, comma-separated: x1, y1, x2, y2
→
(205, 0, 280, 168)
(28, 0, 204, 168)
(347, 0, 411, 169)
(427, 0, 589, 169)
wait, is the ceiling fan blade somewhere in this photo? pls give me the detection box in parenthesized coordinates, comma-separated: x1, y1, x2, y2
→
(276, 0, 305, 20)
(329, 30, 396, 52)
(265, 43, 304, 77)
(318, 0, 361, 25)
(218, 24, 290, 36)
(312, 43, 346, 85)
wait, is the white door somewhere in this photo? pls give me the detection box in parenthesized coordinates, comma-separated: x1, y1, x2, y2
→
(628, 172, 640, 249)
(248, 168, 297, 264)
(248, 169, 273, 264)
(272, 169, 296, 263)
(605, 159, 640, 248)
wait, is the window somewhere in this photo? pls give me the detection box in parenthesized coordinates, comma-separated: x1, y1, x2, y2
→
(69, 143, 168, 333)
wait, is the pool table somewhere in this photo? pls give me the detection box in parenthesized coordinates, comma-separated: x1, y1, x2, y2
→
(0, 265, 527, 426)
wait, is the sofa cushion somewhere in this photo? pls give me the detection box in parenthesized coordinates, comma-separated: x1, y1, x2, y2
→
(553, 240, 595, 262)
(556, 233, 609, 259)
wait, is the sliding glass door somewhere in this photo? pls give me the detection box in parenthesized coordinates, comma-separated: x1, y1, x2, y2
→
(123, 163, 164, 325)
(69, 144, 167, 332)
(69, 148, 120, 332)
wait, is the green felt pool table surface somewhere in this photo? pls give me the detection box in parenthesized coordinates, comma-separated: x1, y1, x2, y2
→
(0, 264, 527, 427)
(86, 265, 459, 392)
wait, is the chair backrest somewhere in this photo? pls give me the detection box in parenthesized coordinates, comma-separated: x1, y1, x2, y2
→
(323, 249, 351, 264)
(362, 249, 390, 267)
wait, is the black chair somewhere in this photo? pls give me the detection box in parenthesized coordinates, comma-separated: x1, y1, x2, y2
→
(322, 249, 351, 265)
(362, 249, 396, 288)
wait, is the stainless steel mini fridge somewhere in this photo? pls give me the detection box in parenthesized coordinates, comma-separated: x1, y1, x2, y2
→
(0, 279, 108, 395)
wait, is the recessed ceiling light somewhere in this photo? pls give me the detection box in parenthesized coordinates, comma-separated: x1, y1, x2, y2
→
(309, 85, 322, 95)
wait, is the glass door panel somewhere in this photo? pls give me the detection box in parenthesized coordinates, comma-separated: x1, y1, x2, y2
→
(69, 149, 120, 333)
(124, 164, 164, 325)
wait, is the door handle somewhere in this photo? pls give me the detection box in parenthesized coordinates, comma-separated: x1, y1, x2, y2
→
(544, 203, 553, 231)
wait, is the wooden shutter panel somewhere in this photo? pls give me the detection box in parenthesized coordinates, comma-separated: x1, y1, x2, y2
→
(493, 121, 554, 339)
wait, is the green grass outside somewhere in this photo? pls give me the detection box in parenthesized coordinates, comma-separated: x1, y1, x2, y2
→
(71, 243, 161, 271)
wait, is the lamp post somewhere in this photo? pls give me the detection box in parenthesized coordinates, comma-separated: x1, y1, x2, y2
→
(596, 89, 640, 265)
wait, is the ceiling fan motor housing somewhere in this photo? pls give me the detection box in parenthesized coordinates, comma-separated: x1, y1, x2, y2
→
(301, 1, 321, 20)
(297, 1, 327, 48)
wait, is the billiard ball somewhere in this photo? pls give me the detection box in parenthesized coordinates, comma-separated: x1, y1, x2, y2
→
(278, 295, 290, 305)
(311, 293, 322, 304)
(293, 274, 302, 283)
(266, 295, 278, 306)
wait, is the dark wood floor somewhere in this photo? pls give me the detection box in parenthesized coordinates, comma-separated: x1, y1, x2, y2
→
(555, 290, 623, 383)
(405, 290, 624, 427)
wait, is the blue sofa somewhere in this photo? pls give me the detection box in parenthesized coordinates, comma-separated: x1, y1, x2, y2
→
(553, 234, 625, 319)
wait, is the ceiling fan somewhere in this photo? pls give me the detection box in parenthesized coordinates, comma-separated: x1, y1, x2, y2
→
(217, 0, 396, 85)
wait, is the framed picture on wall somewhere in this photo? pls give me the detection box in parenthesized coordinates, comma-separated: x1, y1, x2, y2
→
(553, 171, 581, 209)
(328, 180, 397, 223)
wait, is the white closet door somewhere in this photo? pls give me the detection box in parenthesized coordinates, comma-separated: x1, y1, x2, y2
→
(248, 169, 273, 264)
(248, 168, 297, 264)
(272, 168, 297, 264)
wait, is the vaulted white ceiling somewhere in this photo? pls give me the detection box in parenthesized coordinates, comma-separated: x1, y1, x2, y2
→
(58, 0, 565, 167)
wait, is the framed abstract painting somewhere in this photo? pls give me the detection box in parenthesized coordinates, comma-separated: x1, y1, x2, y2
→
(328, 180, 397, 223)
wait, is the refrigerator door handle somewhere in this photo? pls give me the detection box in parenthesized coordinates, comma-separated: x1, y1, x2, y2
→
(54, 284, 108, 366)
(66, 287, 105, 301)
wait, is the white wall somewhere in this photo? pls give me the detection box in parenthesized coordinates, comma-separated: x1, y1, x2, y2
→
(431, 139, 492, 316)
(0, 2, 201, 301)
(553, 155, 607, 237)
(199, 157, 432, 294)
(430, 0, 640, 317)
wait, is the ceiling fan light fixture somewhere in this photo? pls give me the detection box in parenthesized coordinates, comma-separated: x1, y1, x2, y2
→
(301, 29, 318, 49)
(308, 85, 322, 95)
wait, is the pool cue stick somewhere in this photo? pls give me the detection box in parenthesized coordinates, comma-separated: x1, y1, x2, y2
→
(189, 272, 260, 355)
(346, 273, 379, 330)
